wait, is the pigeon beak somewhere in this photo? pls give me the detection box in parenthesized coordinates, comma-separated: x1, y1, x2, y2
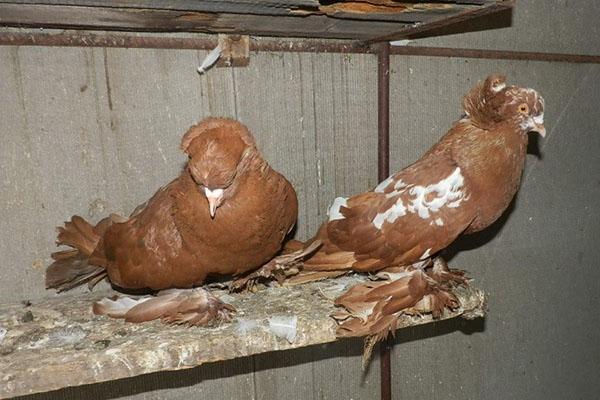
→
(204, 188, 224, 219)
(533, 123, 546, 138)
(531, 114, 546, 137)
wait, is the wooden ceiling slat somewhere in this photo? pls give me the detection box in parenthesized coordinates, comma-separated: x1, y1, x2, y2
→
(0, 0, 513, 41)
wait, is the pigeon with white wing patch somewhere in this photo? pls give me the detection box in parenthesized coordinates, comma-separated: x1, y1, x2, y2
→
(283, 74, 546, 347)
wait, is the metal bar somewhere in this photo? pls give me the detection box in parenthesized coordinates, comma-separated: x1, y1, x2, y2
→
(0, 31, 374, 53)
(390, 45, 600, 64)
(377, 41, 392, 400)
(1, 31, 600, 64)
(377, 41, 390, 182)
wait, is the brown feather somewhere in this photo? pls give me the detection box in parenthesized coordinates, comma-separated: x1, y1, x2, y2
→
(93, 288, 234, 326)
(297, 75, 546, 346)
(47, 118, 298, 326)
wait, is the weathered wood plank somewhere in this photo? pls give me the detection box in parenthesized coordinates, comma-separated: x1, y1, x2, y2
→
(0, 276, 486, 399)
(0, 0, 496, 18)
(0, 3, 411, 40)
(0, 1, 511, 41)
(369, 1, 513, 42)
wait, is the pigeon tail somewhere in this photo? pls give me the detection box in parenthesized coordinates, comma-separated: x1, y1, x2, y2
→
(45, 215, 108, 292)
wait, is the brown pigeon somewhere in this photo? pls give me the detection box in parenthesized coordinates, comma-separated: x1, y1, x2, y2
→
(276, 75, 546, 343)
(46, 118, 298, 325)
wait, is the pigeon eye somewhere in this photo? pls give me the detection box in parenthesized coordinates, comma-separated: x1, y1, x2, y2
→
(518, 103, 529, 114)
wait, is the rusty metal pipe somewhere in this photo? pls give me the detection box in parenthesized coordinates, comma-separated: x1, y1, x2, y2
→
(0, 31, 375, 53)
(1, 31, 600, 64)
(377, 41, 392, 400)
(390, 45, 600, 64)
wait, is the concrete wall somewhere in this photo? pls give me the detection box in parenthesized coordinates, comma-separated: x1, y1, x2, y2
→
(389, 58, 600, 400)
(1, 0, 599, 398)
(0, 46, 381, 400)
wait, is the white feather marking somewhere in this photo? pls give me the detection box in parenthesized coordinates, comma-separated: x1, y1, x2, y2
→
(420, 248, 432, 260)
(204, 187, 224, 199)
(385, 180, 409, 198)
(371, 169, 466, 229)
(197, 45, 222, 74)
(407, 167, 466, 219)
(268, 316, 297, 343)
(374, 175, 395, 193)
(394, 179, 407, 190)
(328, 197, 348, 221)
(373, 198, 407, 229)
(0, 327, 6, 343)
(493, 82, 506, 92)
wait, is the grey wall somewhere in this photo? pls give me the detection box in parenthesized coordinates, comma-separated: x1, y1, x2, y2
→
(0, 46, 381, 399)
(389, 58, 600, 400)
(1, 0, 600, 399)
(0, 47, 379, 302)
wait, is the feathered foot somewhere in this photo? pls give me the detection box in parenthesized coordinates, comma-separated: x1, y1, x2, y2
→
(231, 240, 322, 291)
(93, 288, 235, 326)
(285, 270, 348, 286)
(332, 268, 461, 366)
(426, 257, 470, 288)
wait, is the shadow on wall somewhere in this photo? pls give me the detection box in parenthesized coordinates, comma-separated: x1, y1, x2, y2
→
(392, 313, 485, 348)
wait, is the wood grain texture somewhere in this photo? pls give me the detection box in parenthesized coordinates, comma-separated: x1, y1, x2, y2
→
(0, 277, 485, 398)
(0, 1, 509, 41)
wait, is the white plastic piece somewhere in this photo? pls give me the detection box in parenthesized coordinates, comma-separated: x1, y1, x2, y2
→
(197, 45, 222, 74)
(268, 315, 297, 343)
(235, 318, 260, 335)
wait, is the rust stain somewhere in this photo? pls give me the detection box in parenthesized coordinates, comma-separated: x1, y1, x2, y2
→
(292, 1, 453, 16)
(321, 2, 407, 14)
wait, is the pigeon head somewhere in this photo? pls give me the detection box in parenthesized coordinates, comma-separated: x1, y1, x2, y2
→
(181, 118, 257, 218)
(497, 86, 546, 137)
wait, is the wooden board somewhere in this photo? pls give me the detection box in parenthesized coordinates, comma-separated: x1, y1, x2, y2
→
(0, 1, 513, 41)
(0, 276, 486, 399)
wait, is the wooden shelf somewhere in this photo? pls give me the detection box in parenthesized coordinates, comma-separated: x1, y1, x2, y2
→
(0, 0, 512, 42)
(0, 275, 485, 399)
